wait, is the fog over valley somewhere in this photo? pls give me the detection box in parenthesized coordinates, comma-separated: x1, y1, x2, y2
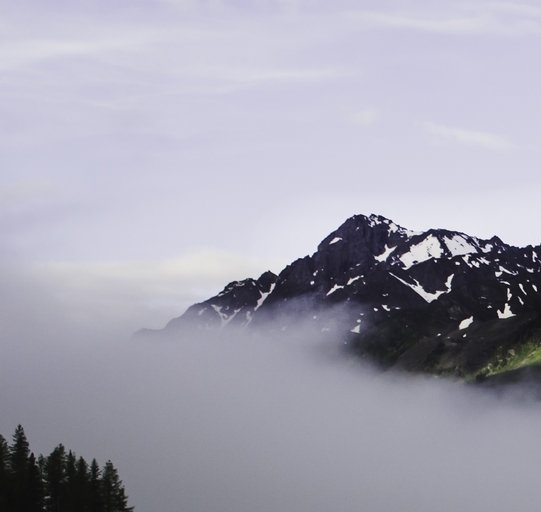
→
(2, 263, 541, 512)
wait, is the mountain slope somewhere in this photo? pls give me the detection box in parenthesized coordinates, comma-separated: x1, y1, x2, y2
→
(145, 214, 541, 381)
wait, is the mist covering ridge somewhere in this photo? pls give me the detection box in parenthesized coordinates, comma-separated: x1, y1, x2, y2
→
(4, 260, 541, 511)
(148, 213, 541, 384)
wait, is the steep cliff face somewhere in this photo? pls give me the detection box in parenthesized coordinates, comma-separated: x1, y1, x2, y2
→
(146, 214, 541, 380)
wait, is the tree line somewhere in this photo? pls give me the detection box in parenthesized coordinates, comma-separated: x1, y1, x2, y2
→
(0, 425, 133, 512)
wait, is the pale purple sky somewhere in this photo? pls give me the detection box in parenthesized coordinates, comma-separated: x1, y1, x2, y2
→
(3, 0, 541, 324)
(4, 4, 541, 511)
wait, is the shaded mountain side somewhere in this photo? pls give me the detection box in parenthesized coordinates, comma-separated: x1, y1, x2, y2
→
(139, 214, 541, 381)
(344, 309, 541, 378)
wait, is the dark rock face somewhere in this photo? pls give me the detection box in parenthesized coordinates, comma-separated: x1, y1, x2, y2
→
(163, 270, 278, 331)
(150, 214, 541, 380)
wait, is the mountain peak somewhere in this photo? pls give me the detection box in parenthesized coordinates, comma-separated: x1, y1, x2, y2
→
(145, 214, 541, 383)
(317, 213, 411, 255)
(366, 213, 411, 232)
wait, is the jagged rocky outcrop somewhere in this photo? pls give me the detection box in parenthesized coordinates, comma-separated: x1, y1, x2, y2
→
(143, 214, 541, 381)
(167, 270, 278, 330)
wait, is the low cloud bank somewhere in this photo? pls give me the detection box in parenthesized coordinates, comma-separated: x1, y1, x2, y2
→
(2, 264, 541, 512)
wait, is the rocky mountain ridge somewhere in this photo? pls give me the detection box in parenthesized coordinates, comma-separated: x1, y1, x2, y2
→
(142, 214, 541, 382)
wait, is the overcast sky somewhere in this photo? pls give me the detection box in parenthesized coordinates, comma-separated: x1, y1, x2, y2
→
(3, 0, 541, 323)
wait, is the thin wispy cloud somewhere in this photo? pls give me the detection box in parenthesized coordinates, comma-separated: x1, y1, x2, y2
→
(192, 66, 346, 93)
(157, 0, 301, 16)
(351, 11, 490, 35)
(424, 122, 517, 151)
(347, 3, 541, 36)
(477, 2, 541, 19)
(0, 32, 163, 72)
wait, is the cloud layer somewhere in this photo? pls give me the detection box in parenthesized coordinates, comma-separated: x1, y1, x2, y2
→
(2, 264, 541, 512)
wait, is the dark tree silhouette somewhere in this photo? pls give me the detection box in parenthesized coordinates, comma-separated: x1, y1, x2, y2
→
(26, 453, 44, 512)
(73, 456, 90, 512)
(89, 458, 104, 512)
(0, 434, 9, 510)
(2, 425, 43, 512)
(101, 461, 133, 512)
(0, 425, 134, 512)
(43, 443, 67, 512)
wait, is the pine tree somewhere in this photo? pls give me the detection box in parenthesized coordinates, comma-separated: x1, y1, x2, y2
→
(88, 458, 104, 512)
(0, 434, 9, 511)
(64, 450, 77, 512)
(73, 456, 90, 512)
(8, 424, 31, 511)
(9, 424, 30, 474)
(43, 443, 67, 512)
(101, 461, 133, 512)
(0, 426, 134, 512)
(6, 425, 43, 512)
(26, 453, 44, 512)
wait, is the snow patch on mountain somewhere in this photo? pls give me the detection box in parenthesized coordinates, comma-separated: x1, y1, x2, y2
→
(255, 283, 276, 310)
(400, 235, 443, 269)
(390, 273, 452, 303)
(327, 283, 344, 296)
(498, 303, 515, 319)
(497, 288, 516, 319)
(367, 214, 421, 237)
(212, 304, 241, 326)
(375, 245, 396, 262)
(211, 304, 225, 319)
(459, 316, 474, 329)
(443, 235, 478, 257)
